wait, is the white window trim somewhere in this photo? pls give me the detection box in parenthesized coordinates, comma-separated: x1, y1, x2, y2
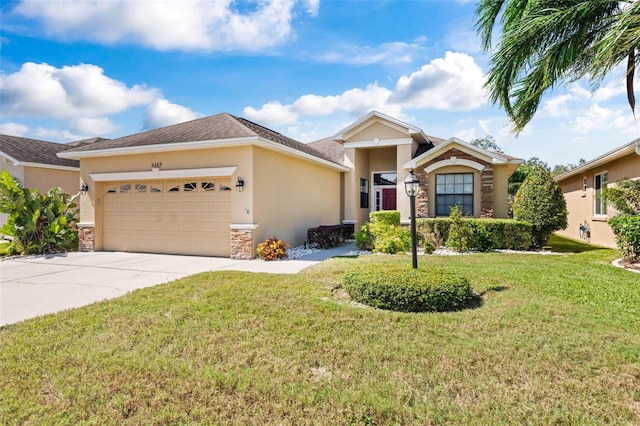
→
(90, 166, 237, 182)
(594, 171, 608, 217)
(371, 170, 397, 212)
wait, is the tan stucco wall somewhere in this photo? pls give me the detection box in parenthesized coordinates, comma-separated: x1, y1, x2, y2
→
(557, 152, 640, 248)
(344, 147, 372, 229)
(79, 146, 253, 250)
(344, 121, 408, 142)
(492, 165, 511, 218)
(23, 166, 79, 196)
(252, 146, 341, 248)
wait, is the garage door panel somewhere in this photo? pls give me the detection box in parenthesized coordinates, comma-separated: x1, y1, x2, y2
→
(103, 179, 231, 257)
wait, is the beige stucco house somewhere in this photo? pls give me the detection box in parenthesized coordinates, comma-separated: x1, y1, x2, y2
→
(0, 134, 88, 233)
(555, 139, 640, 248)
(59, 111, 522, 259)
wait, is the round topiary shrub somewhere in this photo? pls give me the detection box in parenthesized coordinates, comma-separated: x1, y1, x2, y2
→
(342, 263, 472, 313)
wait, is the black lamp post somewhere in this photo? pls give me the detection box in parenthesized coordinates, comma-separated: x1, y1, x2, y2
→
(404, 169, 420, 269)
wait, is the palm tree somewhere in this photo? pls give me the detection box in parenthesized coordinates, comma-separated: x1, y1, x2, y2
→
(475, 0, 639, 132)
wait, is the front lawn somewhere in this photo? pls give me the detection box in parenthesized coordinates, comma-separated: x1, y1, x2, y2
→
(1, 236, 639, 424)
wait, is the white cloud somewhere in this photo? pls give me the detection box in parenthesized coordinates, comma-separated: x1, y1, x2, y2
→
(143, 98, 201, 129)
(391, 52, 485, 110)
(243, 101, 297, 127)
(71, 117, 116, 135)
(13, 0, 314, 52)
(318, 41, 424, 66)
(0, 122, 30, 137)
(573, 104, 636, 135)
(244, 83, 401, 126)
(540, 93, 574, 118)
(32, 127, 81, 142)
(0, 62, 157, 118)
(244, 52, 486, 126)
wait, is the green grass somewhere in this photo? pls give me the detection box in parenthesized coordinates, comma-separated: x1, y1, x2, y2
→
(1, 235, 639, 424)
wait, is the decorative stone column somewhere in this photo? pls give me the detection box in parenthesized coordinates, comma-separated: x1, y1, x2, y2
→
(414, 167, 429, 217)
(230, 224, 259, 260)
(77, 223, 95, 252)
(480, 166, 494, 218)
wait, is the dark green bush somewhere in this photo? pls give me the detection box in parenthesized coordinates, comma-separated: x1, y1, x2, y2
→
(370, 210, 401, 226)
(307, 224, 353, 249)
(417, 218, 451, 246)
(608, 215, 640, 262)
(355, 211, 410, 253)
(342, 263, 472, 313)
(513, 167, 567, 248)
(416, 218, 532, 251)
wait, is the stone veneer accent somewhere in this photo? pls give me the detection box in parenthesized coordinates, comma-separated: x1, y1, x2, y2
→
(77, 224, 95, 252)
(415, 148, 494, 218)
(230, 227, 256, 260)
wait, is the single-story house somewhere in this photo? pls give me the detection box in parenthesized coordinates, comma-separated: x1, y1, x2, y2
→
(0, 134, 103, 233)
(58, 111, 522, 259)
(555, 138, 640, 248)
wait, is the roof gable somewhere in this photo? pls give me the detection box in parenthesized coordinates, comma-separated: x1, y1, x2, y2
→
(332, 110, 430, 144)
(58, 113, 346, 170)
(0, 134, 79, 169)
(404, 137, 521, 169)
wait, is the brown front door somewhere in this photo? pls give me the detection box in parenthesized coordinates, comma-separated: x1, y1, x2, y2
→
(382, 188, 396, 210)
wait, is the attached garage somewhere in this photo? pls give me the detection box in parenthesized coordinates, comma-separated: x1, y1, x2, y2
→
(102, 178, 232, 256)
(59, 113, 348, 259)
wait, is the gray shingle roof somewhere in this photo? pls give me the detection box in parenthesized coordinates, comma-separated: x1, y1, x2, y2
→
(62, 113, 341, 166)
(0, 134, 80, 168)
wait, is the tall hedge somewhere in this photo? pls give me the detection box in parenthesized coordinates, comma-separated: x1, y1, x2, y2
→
(513, 167, 567, 248)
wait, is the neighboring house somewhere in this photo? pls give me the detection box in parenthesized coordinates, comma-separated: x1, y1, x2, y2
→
(555, 139, 640, 248)
(59, 111, 522, 259)
(0, 135, 103, 233)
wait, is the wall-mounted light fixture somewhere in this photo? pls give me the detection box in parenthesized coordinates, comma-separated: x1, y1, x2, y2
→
(80, 182, 89, 195)
(236, 177, 245, 192)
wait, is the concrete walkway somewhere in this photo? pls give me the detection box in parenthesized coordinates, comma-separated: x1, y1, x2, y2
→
(0, 243, 357, 326)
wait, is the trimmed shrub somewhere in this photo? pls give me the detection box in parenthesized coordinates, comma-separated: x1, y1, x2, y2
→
(354, 211, 411, 254)
(513, 167, 567, 248)
(373, 225, 411, 254)
(354, 222, 374, 251)
(608, 215, 640, 262)
(342, 263, 472, 312)
(417, 218, 450, 247)
(416, 218, 532, 251)
(307, 224, 353, 249)
(370, 210, 401, 226)
(256, 237, 290, 261)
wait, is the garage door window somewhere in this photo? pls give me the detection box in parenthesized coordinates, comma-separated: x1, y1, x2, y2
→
(106, 180, 232, 195)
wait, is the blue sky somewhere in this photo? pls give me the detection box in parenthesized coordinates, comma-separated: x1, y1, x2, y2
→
(1, 0, 638, 167)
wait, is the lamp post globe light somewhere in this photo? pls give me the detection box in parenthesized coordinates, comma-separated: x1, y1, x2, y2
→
(404, 170, 420, 269)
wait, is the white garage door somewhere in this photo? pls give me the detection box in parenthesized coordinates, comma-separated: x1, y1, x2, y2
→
(103, 179, 232, 256)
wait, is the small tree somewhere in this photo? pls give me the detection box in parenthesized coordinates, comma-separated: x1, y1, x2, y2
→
(513, 167, 567, 248)
(604, 178, 640, 262)
(0, 170, 78, 255)
(603, 178, 640, 215)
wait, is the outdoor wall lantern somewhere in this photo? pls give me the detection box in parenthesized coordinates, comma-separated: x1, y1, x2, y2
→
(404, 170, 420, 269)
(236, 177, 245, 192)
(80, 182, 89, 195)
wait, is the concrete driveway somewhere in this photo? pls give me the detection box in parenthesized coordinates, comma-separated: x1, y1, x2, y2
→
(0, 244, 355, 326)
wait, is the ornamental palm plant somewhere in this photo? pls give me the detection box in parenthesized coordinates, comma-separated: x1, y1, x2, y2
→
(475, 0, 639, 132)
